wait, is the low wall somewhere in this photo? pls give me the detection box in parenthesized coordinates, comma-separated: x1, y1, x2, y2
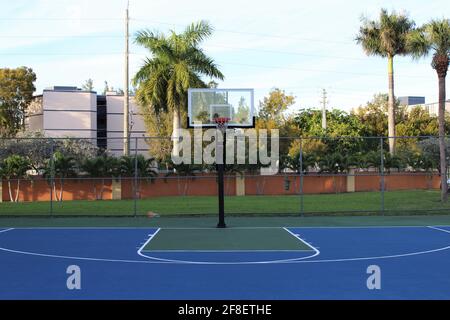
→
(0, 173, 441, 202)
(244, 175, 347, 195)
(1, 178, 112, 202)
(120, 176, 236, 199)
(355, 173, 440, 192)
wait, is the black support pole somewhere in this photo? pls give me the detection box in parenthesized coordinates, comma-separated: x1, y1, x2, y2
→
(217, 128, 226, 228)
(217, 163, 226, 228)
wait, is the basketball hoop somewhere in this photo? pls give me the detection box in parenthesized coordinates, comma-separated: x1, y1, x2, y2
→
(213, 117, 231, 132)
(187, 88, 255, 229)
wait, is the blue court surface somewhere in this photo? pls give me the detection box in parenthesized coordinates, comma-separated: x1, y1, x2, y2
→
(1, 225, 450, 299)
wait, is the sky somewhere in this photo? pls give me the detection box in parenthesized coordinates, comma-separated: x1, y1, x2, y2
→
(1, 0, 449, 113)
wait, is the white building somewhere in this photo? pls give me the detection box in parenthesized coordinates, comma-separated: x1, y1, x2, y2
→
(422, 100, 450, 116)
(26, 86, 97, 139)
(104, 92, 147, 156)
(26, 86, 148, 156)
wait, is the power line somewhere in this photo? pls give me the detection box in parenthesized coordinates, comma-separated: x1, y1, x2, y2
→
(0, 52, 125, 56)
(0, 51, 432, 78)
(0, 18, 123, 21)
(0, 17, 355, 44)
(215, 61, 433, 78)
(131, 18, 355, 45)
(0, 35, 126, 38)
(0, 37, 428, 65)
(204, 44, 428, 65)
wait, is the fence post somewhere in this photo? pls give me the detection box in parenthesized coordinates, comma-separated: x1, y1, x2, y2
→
(49, 139, 54, 217)
(299, 138, 304, 217)
(134, 137, 138, 217)
(380, 137, 385, 215)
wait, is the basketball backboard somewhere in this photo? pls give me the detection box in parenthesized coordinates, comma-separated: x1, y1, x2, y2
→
(188, 88, 255, 128)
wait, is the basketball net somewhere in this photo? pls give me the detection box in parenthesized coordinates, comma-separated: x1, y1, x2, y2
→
(213, 117, 231, 132)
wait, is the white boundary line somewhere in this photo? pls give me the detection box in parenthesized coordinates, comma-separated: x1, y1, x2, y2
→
(4, 225, 450, 230)
(136, 228, 161, 259)
(283, 227, 320, 253)
(1, 242, 449, 265)
(427, 226, 450, 234)
(0, 226, 449, 265)
(137, 227, 320, 264)
(1, 227, 157, 230)
(286, 245, 450, 264)
(287, 225, 450, 229)
(141, 250, 313, 252)
(0, 228, 14, 234)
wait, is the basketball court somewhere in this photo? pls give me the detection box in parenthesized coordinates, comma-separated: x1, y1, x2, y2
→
(1, 222, 450, 299)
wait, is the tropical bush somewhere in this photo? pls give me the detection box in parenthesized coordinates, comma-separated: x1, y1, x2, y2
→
(0, 155, 31, 202)
(42, 151, 77, 202)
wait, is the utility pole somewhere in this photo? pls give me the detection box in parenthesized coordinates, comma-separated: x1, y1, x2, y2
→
(123, 0, 130, 156)
(321, 88, 328, 130)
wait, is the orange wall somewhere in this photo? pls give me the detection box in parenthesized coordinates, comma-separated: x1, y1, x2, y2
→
(2, 178, 112, 202)
(355, 173, 440, 192)
(244, 175, 347, 195)
(384, 174, 439, 190)
(121, 175, 236, 199)
(1, 173, 441, 202)
(355, 175, 381, 192)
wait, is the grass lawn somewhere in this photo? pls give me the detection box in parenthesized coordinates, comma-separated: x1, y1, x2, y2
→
(0, 190, 449, 216)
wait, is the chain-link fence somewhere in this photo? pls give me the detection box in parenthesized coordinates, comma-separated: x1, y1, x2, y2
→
(0, 135, 449, 217)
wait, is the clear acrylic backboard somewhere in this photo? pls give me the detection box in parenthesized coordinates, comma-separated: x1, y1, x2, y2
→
(188, 88, 255, 128)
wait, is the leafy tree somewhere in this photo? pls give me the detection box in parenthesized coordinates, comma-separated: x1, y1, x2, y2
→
(353, 93, 407, 151)
(418, 137, 450, 173)
(133, 21, 224, 156)
(353, 93, 390, 136)
(56, 138, 100, 163)
(0, 67, 36, 137)
(235, 97, 250, 124)
(141, 106, 178, 162)
(0, 131, 52, 172)
(407, 18, 450, 201)
(396, 106, 438, 137)
(102, 81, 110, 95)
(0, 132, 99, 176)
(81, 79, 94, 91)
(0, 155, 30, 203)
(293, 108, 366, 155)
(257, 88, 295, 125)
(356, 9, 416, 154)
(257, 89, 299, 159)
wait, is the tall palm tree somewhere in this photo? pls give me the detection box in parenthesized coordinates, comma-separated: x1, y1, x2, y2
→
(407, 19, 450, 202)
(133, 21, 224, 156)
(356, 9, 416, 154)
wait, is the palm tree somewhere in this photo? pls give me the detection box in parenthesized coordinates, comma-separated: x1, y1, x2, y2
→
(81, 156, 119, 200)
(356, 9, 416, 154)
(133, 21, 224, 157)
(407, 19, 450, 202)
(120, 155, 158, 198)
(43, 151, 77, 202)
